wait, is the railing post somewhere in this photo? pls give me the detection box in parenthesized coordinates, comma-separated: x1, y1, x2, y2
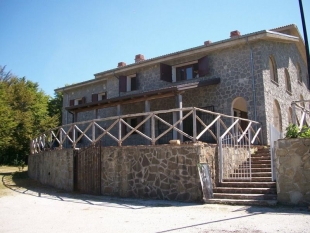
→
(151, 113, 155, 145)
(59, 130, 63, 149)
(118, 118, 122, 146)
(248, 128, 252, 179)
(92, 121, 96, 144)
(193, 108, 197, 142)
(217, 119, 222, 182)
(73, 126, 76, 149)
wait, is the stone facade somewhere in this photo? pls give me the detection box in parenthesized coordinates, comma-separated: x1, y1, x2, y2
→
(275, 138, 310, 205)
(59, 25, 310, 146)
(28, 149, 74, 191)
(28, 143, 218, 202)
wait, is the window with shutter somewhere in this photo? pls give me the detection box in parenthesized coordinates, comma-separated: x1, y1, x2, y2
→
(119, 76, 127, 92)
(98, 92, 106, 100)
(92, 94, 98, 102)
(69, 99, 74, 106)
(82, 97, 86, 104)
(198, 56, 210, 77)
(160, 63, 172, 82)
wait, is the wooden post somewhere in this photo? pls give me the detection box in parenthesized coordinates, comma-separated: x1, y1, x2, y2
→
(117, 104, 122, 146)
(92, 121, 96, 144)
(172, 112, 178, 140)
(176, 94, 183, 142)
(193, 108, 197, 142)
(151, 113, 155, 145)
(145, 100, 151, 144)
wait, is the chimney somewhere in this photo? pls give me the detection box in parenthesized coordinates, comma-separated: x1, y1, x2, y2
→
(204, 40, 212, 46)
(135, 54, 145, 63)
(118, 62, 126, 67)
(230, 30, 241, 38)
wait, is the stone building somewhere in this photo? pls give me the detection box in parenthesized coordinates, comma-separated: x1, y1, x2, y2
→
(56, 24, 310, 146)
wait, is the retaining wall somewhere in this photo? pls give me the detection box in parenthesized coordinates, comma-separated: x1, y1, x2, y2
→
(28, 143, 217, 202)
(275, 138, 310, 205)
(28, 149, 74, 191)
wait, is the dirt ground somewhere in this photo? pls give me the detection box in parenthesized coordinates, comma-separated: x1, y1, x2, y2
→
(0, 166, 309, 233)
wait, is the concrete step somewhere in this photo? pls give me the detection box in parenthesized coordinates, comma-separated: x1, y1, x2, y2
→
(251, 164, 271, 168)
(233, 168, 271, 173)
(213, 187, 277, 194)
(204, 198, 277, 206)
(250, 157, 271, 161)
(223, 177, 272, 182)
(251, 160, 271, 165)
(220, 181, 276, 188)
(230, 172, 272, 178)
(213, 193, 277, 200)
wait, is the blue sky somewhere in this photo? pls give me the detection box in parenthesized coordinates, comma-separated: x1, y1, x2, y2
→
(0, 0, 309, 97)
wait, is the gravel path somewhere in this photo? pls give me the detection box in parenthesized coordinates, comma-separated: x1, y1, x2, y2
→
(0, 167, 309, 233)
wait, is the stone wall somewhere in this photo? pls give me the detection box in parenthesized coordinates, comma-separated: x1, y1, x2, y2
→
(261, 41, 310, 144)
(275, 138, 310, 205)
(28, 143, 218, 202)
(28, 149, 74, 191)
(100, 143, 216, 202)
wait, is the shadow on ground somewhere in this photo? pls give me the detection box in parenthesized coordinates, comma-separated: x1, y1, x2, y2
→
(1, 170, 196, 210)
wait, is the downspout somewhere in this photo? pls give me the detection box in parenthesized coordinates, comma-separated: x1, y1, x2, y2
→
(247, 37, 257, 122)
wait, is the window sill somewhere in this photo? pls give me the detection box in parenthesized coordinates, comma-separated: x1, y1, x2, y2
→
(286, 90, 292, 96)
(270, 79, 279, 86)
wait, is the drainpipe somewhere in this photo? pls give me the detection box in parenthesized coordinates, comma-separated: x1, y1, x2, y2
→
(247, 37, 257, 122)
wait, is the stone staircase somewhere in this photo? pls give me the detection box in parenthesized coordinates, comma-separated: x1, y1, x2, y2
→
(206, 146, 277, 206)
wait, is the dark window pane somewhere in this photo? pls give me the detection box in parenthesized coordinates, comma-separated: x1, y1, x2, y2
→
(186, 67, 193, 80)
(131, 77, 137, 91)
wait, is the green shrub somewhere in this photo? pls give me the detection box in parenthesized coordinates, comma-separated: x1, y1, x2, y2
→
(285, 124, 310, 138)
(285, 124, 299, 138)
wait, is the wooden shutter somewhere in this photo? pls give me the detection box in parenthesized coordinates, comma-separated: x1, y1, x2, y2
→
(119, 76, 127, 92)
(69, 99, 74, 106)
(92, 93, 98, 102)
(198, 56, 210, 77)
(160, 63, 172, 82)
(82, 96, 86, 104)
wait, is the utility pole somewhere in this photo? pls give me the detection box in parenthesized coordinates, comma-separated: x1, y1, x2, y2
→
(298, 0, 310, 89)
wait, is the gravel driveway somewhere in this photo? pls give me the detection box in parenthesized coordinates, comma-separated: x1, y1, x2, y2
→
(0, 167, 309, 233)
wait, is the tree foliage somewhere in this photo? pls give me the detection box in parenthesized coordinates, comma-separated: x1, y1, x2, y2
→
(0, 66, 60, 164)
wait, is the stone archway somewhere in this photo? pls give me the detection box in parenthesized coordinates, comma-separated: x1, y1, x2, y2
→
(232, 97, 248, 130)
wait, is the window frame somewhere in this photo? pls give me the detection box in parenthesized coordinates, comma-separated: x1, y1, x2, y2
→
(285, 68, 292, 94)
(175, 62, 199, 81)
(297, 63, 303, 84)
(269, 56, 278, 84)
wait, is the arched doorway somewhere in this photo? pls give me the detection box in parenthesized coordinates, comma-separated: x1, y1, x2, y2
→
(273, 100, 282, 132)
(232, 97, 248, 130)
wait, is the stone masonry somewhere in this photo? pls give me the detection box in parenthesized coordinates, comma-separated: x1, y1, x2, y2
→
(275, 138, 310, 205)
(28, 143, 218, 202)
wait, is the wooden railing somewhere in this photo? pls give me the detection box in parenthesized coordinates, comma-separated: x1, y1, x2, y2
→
(292, 100, 310, 129)
(30, 107, 262, 154)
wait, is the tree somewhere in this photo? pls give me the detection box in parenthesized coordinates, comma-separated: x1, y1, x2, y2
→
(0, 66, 59, 164)
(48, 91, 63, 127)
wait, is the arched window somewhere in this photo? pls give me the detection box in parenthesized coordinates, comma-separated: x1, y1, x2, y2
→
(269, 56, 278, 83)
(285, 68, 292, 93)
(288, 107, 293, 124)
(273, 100, 282, 132)
(297, 63, 302, 83)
